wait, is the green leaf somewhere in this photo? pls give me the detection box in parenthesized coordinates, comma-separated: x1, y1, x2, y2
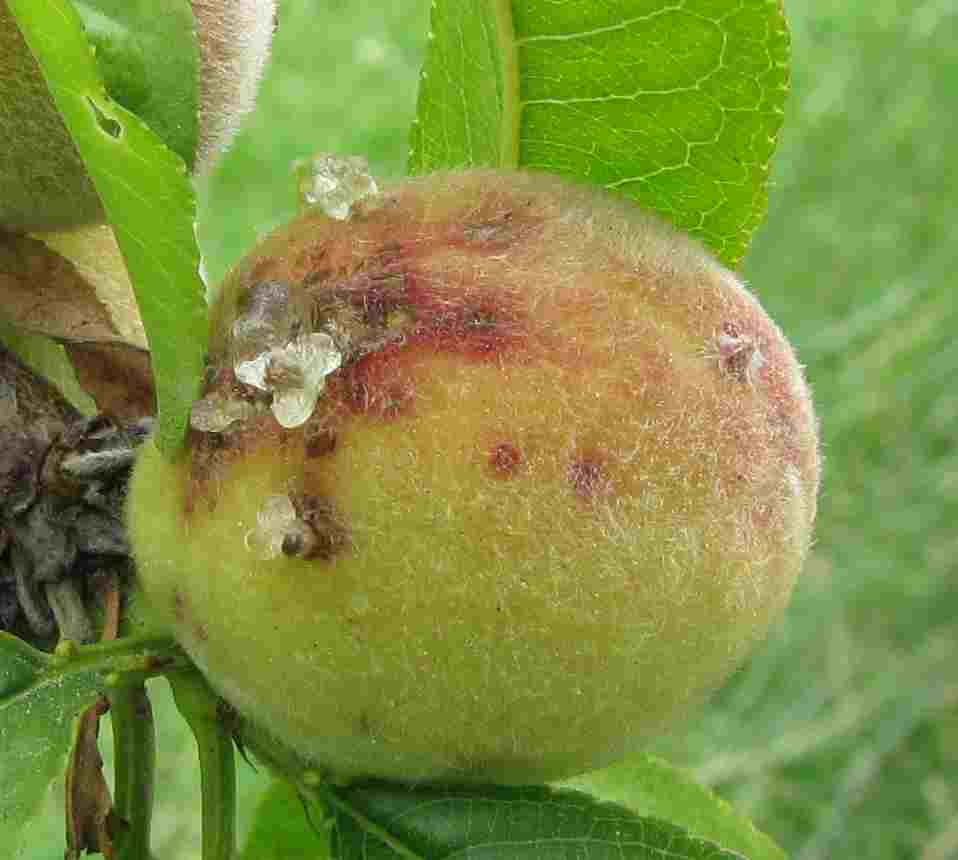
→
(325, 781, 747, 860)
(409, 0, 789, 267)
(0, 634, 101, 856)
(241, 780, 331, 860)
(565, 755, 786, 860)
(8, 0, 207, 456)
(74, 0, 200, 167)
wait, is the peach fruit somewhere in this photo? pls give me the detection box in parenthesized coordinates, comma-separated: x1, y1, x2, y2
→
(128, 169, 819, 785)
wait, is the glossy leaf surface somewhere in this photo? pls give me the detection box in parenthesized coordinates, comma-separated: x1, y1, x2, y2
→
(410, 0, 789, 266)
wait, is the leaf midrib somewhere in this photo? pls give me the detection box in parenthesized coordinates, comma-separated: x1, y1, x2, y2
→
(492, 0, 520, 167)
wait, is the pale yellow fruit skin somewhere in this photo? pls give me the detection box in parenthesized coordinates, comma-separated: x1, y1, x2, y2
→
(129, 170, 819, 784)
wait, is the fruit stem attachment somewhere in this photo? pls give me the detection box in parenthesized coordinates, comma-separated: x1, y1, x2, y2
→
(168, 669, 237, 860)
(107, 681, 156, 860)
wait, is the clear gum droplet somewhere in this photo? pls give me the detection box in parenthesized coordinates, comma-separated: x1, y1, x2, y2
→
(234, 333, 343, 429)
(271, 333, 344, 428)
(246, 494, 298, 560)
(230, 280, 301, 368)
(294, 153, 379, 220)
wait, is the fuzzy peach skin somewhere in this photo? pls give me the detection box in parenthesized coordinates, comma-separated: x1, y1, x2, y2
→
(128, 169, 819, 785)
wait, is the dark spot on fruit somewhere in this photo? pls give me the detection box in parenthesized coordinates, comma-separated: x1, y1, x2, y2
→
(568, 455, 612, 500)
(363, 280, 407, 327)
(330, 268, 406, 327)
(489, 443, 521, 478)
(281, 522, 317, 558)
(717, 322, 764, 385)
(722, 321, 742, 338)
(305, 424, 337, 458)
(320, 249, 407, 327)
(331, 263, 530, 361)
(724, 345, 758, 383)
(189, 427, 227, 451)
(403, 276, 527, 360)
(293, 494, 350, 561)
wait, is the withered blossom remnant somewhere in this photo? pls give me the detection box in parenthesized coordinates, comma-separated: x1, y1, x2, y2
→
(0, 343, 150, 646)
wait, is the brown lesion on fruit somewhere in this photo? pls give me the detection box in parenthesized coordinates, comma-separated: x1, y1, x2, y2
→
(459, 213, 515, 245)
(447, 187, 544, 251)
(185, 193, 554, 515)
(331, 343, 418, 420)
(236, 489, 350, 564)
(285, 492, 350, 561)
(304, 423, 337, 458)
(568, 452, 614, 501)
(279, 521, 316, 559)
(400, 273, 529, 361)
(306, 259, 533, 422)
(489, 442, 522, 478)
(713, 321, 766, 386)
(184, 412, 293, 516)
(309, 255, 531, 364)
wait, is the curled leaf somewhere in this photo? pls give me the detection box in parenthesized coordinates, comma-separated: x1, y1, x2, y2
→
(0, 233, 123, 347)
(64, 697, 115, 860)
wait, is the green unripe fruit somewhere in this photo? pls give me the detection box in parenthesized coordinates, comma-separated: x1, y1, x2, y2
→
(1, 2, 99, 230)
(0, 0, 274, 232)
(129, 169, 820, 785)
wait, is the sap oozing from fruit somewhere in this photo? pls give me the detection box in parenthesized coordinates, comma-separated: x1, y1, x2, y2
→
(129, 170, 819, 784)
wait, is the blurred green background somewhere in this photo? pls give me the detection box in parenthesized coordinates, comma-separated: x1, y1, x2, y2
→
(24, 0, 958, 857)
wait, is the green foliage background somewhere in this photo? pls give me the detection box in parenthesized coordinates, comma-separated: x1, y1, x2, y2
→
(18, 0, 958, 857)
